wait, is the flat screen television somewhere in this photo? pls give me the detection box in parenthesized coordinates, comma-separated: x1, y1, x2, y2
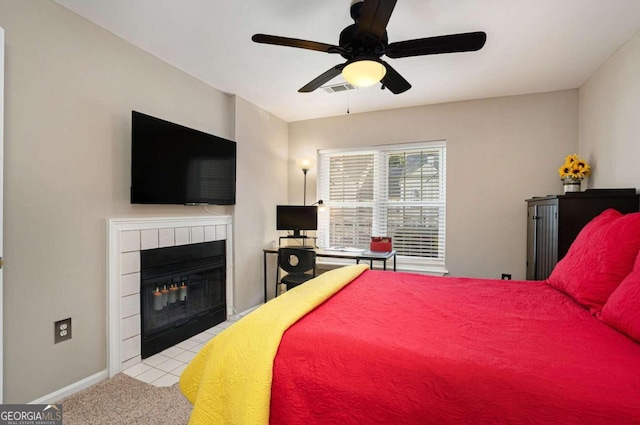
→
(131, 111, 236, 205)
(276, 205, 318, 236)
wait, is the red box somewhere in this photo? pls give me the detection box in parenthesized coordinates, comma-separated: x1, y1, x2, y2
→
(370, 237, 392, 252)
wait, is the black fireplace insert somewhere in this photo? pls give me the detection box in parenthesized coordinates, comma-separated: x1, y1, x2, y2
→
(140, 240, 226, 358)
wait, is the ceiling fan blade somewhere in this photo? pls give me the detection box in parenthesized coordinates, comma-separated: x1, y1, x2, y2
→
(298, 64, 346, 93)
(380, 61, 411, 94)
(252, 34, 343, 54)
(357, 0, 397, 40)
(386, 31, 487, 59)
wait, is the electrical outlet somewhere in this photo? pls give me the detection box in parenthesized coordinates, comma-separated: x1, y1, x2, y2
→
(54, 318, 72, 344)
(501, 274, 512, 280)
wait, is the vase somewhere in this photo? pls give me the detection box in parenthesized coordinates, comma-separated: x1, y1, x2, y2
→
(563, 178, 582, 193)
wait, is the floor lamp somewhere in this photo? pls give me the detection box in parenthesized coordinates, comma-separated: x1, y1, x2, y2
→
(296, 158, 314, 205)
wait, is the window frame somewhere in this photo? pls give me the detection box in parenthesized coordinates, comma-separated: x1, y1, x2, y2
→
(317, 140, 447, 273)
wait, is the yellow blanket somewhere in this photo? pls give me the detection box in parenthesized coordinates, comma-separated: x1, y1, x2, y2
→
(180, 264, 369, 425)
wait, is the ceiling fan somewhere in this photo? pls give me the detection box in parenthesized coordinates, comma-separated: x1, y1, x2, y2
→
(252, 0, 487, 94)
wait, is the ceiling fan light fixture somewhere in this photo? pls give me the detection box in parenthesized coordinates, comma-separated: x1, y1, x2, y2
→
(342, 59, 387, 88)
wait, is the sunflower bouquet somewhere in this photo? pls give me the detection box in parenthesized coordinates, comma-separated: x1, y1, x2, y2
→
(558, 154, 591, 180)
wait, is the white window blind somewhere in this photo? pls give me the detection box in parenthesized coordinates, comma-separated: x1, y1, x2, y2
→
(318, 141, 446, 270)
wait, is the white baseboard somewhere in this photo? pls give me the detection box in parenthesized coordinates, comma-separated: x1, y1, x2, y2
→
(229, 304, 261, 321)
(30, 369, 108, 404)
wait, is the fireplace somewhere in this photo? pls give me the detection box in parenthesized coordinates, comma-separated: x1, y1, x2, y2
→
(108, 215, 233, 375)
(140, 240, 226, 358)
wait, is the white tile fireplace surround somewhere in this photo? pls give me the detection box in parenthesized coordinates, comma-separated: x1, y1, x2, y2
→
(107, 215, 233, 377)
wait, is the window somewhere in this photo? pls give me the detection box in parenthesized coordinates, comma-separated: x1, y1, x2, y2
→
(317, 141, 446, 270)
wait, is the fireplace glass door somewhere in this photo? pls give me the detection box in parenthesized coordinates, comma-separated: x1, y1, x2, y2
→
(140, 241, 226, 358)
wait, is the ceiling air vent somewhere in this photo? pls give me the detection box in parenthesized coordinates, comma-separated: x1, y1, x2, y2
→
(322, 83, 357, 94)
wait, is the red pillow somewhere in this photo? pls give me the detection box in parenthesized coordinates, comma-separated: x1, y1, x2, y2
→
(599, 252, 640, 342)
(546, 209, 640, 313)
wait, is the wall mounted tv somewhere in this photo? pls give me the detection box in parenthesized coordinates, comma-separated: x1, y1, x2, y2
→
(276, 205, 318, 236)
(131, 111, 236, 205)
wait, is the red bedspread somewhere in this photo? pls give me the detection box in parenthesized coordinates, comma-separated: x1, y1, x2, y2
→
(270, 271, 640, 424)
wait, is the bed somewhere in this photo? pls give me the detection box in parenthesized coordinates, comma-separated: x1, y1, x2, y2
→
(180, 209, 640, 424)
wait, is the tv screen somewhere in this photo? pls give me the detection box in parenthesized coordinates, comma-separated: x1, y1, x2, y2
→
(277, 205, 318, 236)
(131, 111, 236, 205)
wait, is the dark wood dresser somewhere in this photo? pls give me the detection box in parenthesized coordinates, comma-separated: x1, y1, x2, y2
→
(525, 189, 639, 280)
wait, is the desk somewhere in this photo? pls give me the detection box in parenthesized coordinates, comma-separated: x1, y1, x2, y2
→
(263, 248, 397, 302)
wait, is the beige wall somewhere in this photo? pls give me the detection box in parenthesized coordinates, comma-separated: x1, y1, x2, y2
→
(0, 1, 285, 402)
(289, 90, 579, 279)
(233, 97, 288, 310)
(579, 29, 640, 188)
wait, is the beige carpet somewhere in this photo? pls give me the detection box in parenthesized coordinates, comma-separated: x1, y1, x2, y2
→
(59, 373, 192, 425)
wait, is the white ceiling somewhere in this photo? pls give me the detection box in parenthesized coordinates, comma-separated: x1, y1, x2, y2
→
(53, 0, 640, 123)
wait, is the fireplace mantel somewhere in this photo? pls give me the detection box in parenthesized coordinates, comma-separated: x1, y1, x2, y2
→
(107, 215, 233, 377)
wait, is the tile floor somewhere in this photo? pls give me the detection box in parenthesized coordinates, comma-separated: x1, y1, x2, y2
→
(123, 320, 233, 387)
